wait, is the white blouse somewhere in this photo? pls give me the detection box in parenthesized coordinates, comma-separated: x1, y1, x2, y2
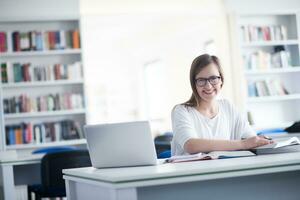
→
(171, 99, 256, 156)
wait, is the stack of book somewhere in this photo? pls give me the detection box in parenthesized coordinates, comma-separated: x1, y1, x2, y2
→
(3, 93, 84, 113)
(11, 29, 80, 52)
(1, 61, 82, 83)
(248, 79, 289, 97)
(5, 120, 83, 145)
(252, 137, 300, 155)
(243, 50, 291, 70)
(241, 25, 287, 42)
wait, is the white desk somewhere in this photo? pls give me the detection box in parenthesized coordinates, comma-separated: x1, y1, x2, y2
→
(63, 152, 300, 200)
(0, 154, 43, 200)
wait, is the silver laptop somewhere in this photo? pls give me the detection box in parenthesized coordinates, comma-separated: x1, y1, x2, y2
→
(84, 121, 158, 168)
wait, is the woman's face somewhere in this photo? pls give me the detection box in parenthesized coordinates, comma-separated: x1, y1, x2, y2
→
(195, 63, 222, 103)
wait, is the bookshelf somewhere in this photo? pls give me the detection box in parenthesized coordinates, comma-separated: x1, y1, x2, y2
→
(235, 12, 300, 131)
(0, 19, 87, 151)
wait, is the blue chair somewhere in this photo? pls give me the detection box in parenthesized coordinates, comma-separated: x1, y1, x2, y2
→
(257, 128, 286, 135)
(32, 146, 78, 154)
(28, 148, 91, 200)
(154, 132, 173, 158)
(158, 150, 171, 158)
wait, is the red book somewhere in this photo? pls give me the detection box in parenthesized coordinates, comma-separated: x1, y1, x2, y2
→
(23, 63, 31, 82)
(54, 64, 61, 80)
(26, 123, 33, 143)
(49, 31, 56, 50)
(0, 32, 7, 52)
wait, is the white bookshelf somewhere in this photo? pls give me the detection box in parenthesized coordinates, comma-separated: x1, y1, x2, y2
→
(247, 93, 300, 102)
(0, 49, 81, 57)
(245, 66, 300, 75)
(2, 79, 84, 88)
(0, 18, 87, 150)
(4, 109, 86, 119)
(6, 138, 87, 150)
(236, 12, 300, 131)
(241, 39, 299, 47)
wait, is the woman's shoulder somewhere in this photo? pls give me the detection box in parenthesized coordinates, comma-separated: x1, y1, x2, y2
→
(217, 98, 232, 107)
(172, 104, 196, 122)
(218, 98, 240, 117)
(217, 98, 236, 112)
(172, 104, 194, 114)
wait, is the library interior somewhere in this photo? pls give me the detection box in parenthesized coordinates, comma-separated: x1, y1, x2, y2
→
(0, 0, 300, 200)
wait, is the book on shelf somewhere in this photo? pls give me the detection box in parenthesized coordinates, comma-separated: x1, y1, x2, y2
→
(3, 93, 84, 114)
(72, 30, 80, 49)
(248, 79, 288, 97)
(252, 137, 300, 155)
(241, 24, 288, 42)
(166, 151, 255, 163)
(1, 62, 8, 83)
(11, 30, 80, 52)
(1, 61, 82, 83)
(5, 120, 83, 145)
(255, 80, 269, 96)
(243, 49, 291, 71)
(12, 31, 20, 51)
(0, 32, 7, 52)
(247, 81, 258, 97)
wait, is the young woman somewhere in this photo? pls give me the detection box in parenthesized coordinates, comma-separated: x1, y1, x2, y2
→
(171, 54, 272, 156)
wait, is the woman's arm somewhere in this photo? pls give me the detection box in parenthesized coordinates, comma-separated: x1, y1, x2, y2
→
(184, 136, 272, 154)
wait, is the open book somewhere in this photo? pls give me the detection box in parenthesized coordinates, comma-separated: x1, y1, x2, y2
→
(253, 136, 300, 155)
(166, 151, 255, 163)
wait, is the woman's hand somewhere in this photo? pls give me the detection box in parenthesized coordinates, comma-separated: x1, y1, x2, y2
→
(241, 136, 273, 149)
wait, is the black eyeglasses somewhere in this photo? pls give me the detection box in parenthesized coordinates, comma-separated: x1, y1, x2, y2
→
(195, 76, 221, 87)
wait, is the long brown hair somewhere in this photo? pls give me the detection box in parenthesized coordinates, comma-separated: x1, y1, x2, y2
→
(183, 54, 224, 107)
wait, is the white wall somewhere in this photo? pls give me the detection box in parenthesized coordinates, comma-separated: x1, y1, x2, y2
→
(225, 0, 300, 13)
(80, 0, 224, 15)
(0, 0, 79, 20)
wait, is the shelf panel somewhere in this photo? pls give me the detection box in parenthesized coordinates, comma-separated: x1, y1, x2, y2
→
(6, 138, 87, 150)
(241, 40, 299, 47)
(0, 49, 81, 57)
(245, 67, 300, 75)
(247, 94, 300, 103)
(0, 16, 79, 23)
(4, 109, 86, 119)
(2, 80, 84, 88)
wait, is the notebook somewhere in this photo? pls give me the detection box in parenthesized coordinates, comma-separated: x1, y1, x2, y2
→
(166, 151, 255, 163)
(252, 136, 300, 155)
(84, 121, 158, 168)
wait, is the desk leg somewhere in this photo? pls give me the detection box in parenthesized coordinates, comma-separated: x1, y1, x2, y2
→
(65, 178, 137, 200)
(0, 165, 16, 200)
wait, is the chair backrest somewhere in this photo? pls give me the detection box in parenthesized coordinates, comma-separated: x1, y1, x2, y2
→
(154, 132, 173, 157)
(41, 150, 91, 189)
(32, 146, 78, 154)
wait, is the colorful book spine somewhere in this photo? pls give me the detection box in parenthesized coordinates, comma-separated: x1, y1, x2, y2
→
(1, 62, 8, 83)
(72, 30, 80, 49)
(5, 120, 82, 145)
(0, 32, 7, 52)
(241, 24, 288, 42)
(3, 92, 83, 113)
